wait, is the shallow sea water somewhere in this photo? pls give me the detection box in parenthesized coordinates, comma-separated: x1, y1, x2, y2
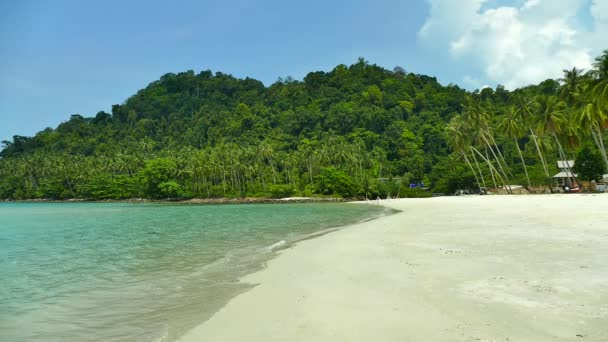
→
(0, 202, 389, 341)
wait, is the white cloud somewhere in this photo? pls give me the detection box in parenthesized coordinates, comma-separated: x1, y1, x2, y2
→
(592, 0, 608, 20)
(419, 0, 608, 89)
(463, 75, 482, 89)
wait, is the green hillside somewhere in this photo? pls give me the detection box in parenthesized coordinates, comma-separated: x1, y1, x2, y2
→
(1, 53, 607, 200)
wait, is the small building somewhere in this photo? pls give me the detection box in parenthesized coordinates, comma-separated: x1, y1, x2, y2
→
(553, 160, 577, 187)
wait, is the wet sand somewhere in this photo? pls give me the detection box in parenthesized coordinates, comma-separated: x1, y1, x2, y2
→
(179, 195, 608, 341)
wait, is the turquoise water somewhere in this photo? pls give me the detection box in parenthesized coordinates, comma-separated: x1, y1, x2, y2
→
(0, 202, 388, 341)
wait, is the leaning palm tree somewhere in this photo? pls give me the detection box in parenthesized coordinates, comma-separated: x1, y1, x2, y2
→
(564, 50, 608, 174)
(515, 95, 550, 178)
(499, 107, 531, 189)
(462, 96, 511, 190)
(592, 70, 608, 106)
(563, 111, 582, 152)
(445, 115, 484, 192)
(579, 100, 608, 171)
(535, 95, 579, 186)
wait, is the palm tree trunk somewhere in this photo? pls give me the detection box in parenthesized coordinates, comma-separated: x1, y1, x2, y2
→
(489, 134, 513, 177)
(556, 140, 568, 181)
(463, 152, 482, 192)
(472, 146, 508, 191)
(530, 129, 550, 177)
(514, 138, 532, 189)
(203, 175, 210, 198)
(591, 127, 608, 172)
(470, 148, 487, 188)
(221, 170, 226, 196)
(552, 132, 580, 188)
(65, 174, 75, 198)
(308, 159, 313, 185)
(484, 148, 499, 190)
(270, 161, 277, 185)
(482, 134, 511, 192)
(260, 168, 266, 192)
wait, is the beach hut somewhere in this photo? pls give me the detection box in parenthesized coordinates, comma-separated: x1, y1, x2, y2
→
(553, 160, 577, 189)
(556, 160, 575, 171)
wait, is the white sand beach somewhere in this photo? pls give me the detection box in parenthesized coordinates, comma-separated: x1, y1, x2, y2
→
(179, 195, 608, 341)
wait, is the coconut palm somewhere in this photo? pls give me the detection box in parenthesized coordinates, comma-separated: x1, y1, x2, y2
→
(591, 49, 608, 80)
(559, 67, 586, 106)
(297, 141, 316, 186)
(498, 107, 531, 189)
(580, 50, 608, 171)
(579, 100, 608, 171)
(462, 96, 511, 190)
(563, 111, 582, 151)
(535, 95, 579, 186)
(258, 143, 277, 185)
(445, 115, 484, 192)
(515, 96, 550, 178)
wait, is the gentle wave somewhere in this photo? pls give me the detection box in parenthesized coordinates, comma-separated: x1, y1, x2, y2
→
(268, 239, 288, 251)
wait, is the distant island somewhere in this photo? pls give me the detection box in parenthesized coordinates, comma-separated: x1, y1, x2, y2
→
(1, 52, 607, 200)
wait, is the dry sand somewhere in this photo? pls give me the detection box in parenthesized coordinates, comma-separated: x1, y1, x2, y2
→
(179, 195, 608, 341)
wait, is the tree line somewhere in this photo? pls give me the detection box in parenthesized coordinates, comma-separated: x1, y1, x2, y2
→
(446, 51, 608, 193)
(0, 136, 430, 199)
(1, 52, 607, 199)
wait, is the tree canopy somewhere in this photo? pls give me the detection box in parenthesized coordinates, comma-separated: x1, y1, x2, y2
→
(1, 51, 607, 199)
(573, 145, 606, 184)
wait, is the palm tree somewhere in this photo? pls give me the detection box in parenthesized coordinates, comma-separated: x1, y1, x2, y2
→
(352, 139, 366, 183)
(462, 96, 511, 191)
(536, 95, 578, 186)
(515, 96, 550, 178)
(582, 49, 608, 170)
(559, 67, 586, 106)
(139, 137, 156, 157)
(591, 49, 608, 80)
(557, 65, 608, 172)
(258, 143, 277, 185)
(579, 101, 608, 171)
(563, 111, 582, 152)
(499, 107, 531, 189)
(297, 140, 317, 186)
(592, 77, 608, 110)
(445, 115, 484, 192)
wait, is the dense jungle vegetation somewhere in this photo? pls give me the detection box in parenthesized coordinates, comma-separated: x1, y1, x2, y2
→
(1, 52, 607, 200)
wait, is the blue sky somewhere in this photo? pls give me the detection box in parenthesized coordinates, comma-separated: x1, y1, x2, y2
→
(0, 0, 605, 143)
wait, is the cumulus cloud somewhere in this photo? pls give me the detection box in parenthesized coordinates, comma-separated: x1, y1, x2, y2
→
(419, 0, 608, 89)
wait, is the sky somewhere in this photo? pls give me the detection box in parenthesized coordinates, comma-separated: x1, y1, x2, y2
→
(0, 0, 606, 143)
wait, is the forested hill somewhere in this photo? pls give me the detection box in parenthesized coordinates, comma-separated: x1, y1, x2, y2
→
(1, 54, 607, 200)
(3, 60, 466, 156)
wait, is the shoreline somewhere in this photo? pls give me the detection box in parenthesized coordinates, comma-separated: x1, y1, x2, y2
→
(0, 193, 565, 205)
(177, 194, 608, 341)
(1, 196, 350, 205)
